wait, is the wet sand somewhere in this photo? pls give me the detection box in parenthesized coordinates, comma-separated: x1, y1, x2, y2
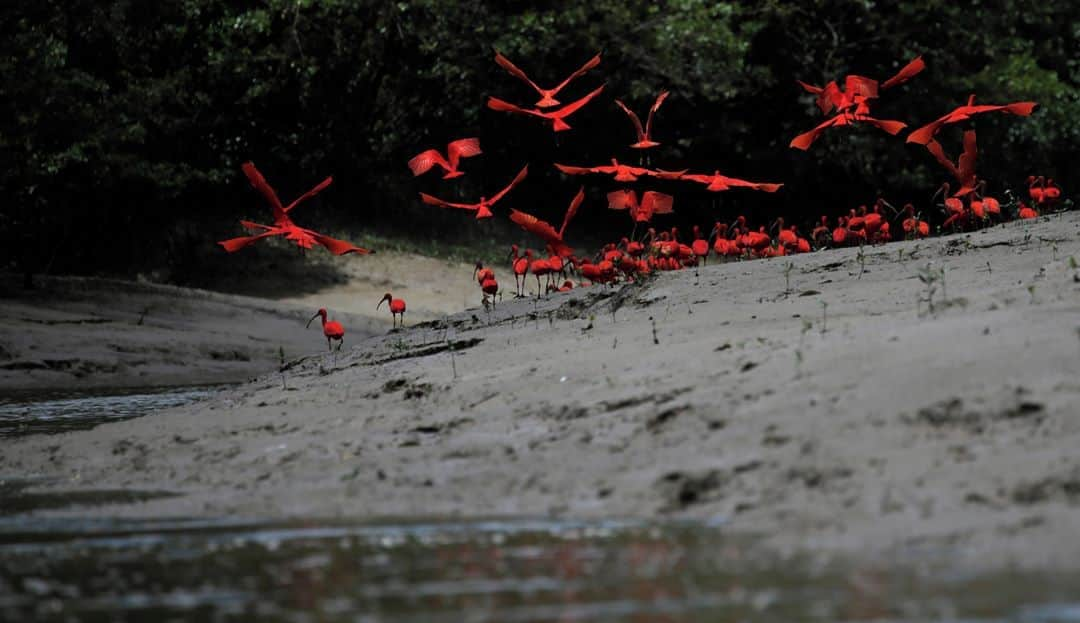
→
(3, 213, 1080, 571)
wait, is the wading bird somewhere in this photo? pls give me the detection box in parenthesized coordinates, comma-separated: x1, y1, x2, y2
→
(408, 138, 482, 179)
(555, 158, 651, 183)
(219, 162, 373, 256)
(493, 51, 601, 108)
(377, 293, 407, 329)
(614, 90, 669, 149)
(925, 130, 978, 196)
(419, 165, 528, 219)
(682, 170, 783, 193)
(306, 308, 345, 351)
(508, 245, 531, 297)
(487, 85, 605, 133)
(906, 95, 1037, 145)
(508, 186, 584, 258)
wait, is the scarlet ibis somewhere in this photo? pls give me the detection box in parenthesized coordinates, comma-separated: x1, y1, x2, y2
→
(480, 277, 499, 307)
(529, 256, 552, 298)
(606, 189, 674, 224)
(614, 90, 669, 149)
(811, 216, 831, 247)
(900, 204, 930, 239)
(408, 138, 482, 179)
(493, 51, 601, 109)
(1018, 203, 1039, 219)
(473, 261, 495, 285)
(306, 308, 345, 351)
(832, 217, 849, 246)
(690, 226, 710, 265)
(555, 158, 651, 183)
(649, 168, 690, 180)
(924, 130, 978, 196)
(507, 186, 583, 258)
(508, 246, 531, 297)
(487, 85, 605, 133)
(219, 162, 373, 256)
(907, 95, 1037, 145)
(1043, 179, 1061, 205)
(419, 165, 528, 219)
(377, 293, 406, 329)
(1028, 176, 1046, 205)
(773, 218, 798, 246)
(797, 56, 924, 117)
(682, 170, 783, 193)
(790, 111, 907, 150)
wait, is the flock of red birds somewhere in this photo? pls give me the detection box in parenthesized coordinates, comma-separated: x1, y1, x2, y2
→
(217, 50, 1064, 348)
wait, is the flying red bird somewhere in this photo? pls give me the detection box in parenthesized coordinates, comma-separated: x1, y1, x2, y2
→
(906, 95, 1037, 145)
(554, 158, 652, 183)
(408, 138, 482, 179)
(219, 162, 373, 256)
(682, 170, 783, 193)
(487, 85, 605, 133)
(790, 112, 907, 150)
(614, 90, 669, 149)
(508, 186, 584, 258)
(798, 55, 925, 117)
(377, 293, 407, 329)
(493, 51, 601, 108)
(419, 165, 528, 219)
(306, 308, 345, 351)
(924, 130, 979, 196)
(606, 189, 674, 223)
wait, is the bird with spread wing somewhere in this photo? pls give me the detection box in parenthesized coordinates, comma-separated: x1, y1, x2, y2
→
(508, 187, 584, 258)
(493, 51, 601, 108)
(419, 165, 528, 219)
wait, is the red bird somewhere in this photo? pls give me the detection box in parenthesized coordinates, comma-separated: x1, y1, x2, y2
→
(690, 225, 710, 265)
(907, 94, 1037, 145)
(798, 56, 925, 117)
(474, 261, 495, 285)
(606, 189, 675, 224)
(900, 204, 930, 239)
(408, 138, 482, 179)
(614, 90, 669, 149)
(377, 293, 406, 329)
(487, 85, 605, 133)
(508, 186, 583, 258)
(528, 256, 552, 298)
(419, 165, 528, 219)
(306, 308, 345, 351)
(219, 162, 373, 256)
(508, 245, 531, 298)
(682, 170, 783, 193)
(925, 130, 978, 197)
(790, 112, 907, 150)
(493, 51, 601, 108)
(555, 158, 650, 183)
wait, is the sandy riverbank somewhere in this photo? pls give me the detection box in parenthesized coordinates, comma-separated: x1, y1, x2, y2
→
(4, 213, 1080, 571)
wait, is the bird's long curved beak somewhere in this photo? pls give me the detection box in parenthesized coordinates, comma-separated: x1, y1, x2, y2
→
(306, 313, 319, 328)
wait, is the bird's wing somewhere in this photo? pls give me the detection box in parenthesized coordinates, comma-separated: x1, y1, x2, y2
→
(789, 115, 843, 150)
(797, 80, 824, 94)
(859, 116, 907, 136)
(489, 165, 529, 205)
(239, 220, 274, 232)
(817, 81, 843, 115)
(310, 231, 374, 255)
(642, 191, 674, 214)
(419, 192, 476, 210)
(218, 230, 280, 253)
(606, 189, 637, 211)
(614, 99, 646, 141)
(494, 51, 543, 94)
(550, 53, 602, 93)
(559, 186, 585, 238)
(241, 162, 286, 222)
(906, 116, 947, 144)
(549, 84, 605, 119)
(681, 173, 713, 184)
(924, 139, 960, 181)
(957, 129, 978, 187)
(720, 175, 783, 192)
(509, 209, 560, 245)
(645, 90, 669, 137)
(844, 75, 879, 99)
(880, 55, 926, 90)
(487, 96, 538, 117)
(284, 176, 334, 213)
(408, 149, 451, 176)
(647, 168, 687, 180)
(446, 137, 483, 169)
(1004, 101, 1037, 116)
(554, 163, 594, 175)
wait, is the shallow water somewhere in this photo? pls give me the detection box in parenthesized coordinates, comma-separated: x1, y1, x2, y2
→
(0, 385, 222, 437)
(1, 516, 1079, 622)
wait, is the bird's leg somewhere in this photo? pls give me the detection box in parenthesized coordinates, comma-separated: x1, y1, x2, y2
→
(327, 337, 331, 351)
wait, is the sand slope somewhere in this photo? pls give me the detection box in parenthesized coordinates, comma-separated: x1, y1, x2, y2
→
(4, 213, 1080, 569)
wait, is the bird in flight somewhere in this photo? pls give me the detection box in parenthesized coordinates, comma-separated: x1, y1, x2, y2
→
(790, 112, 907, 150)
(493, 51, 601, 108)
(408, 138, 482, 179)
(906, 94, 1037, 145)
(682, 170, 783, 193)
(487, 85, 606, 133)
(419, 165, 528, 219)
(219, 162, 372, 256)
(614, 90, 669, 149)
(924, 130, 979, 197)
(606, 189, 675, 224)
(554, 158, 653, 182)
(508, 186, 584, 258)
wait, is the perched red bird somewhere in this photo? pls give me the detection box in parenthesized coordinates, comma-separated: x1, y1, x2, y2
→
(219, 162, 373, 256)
(606, 189, 675, 224)
(614, 90, 669, 149)
(306, 308, 345, 351)
(377, 293, 407, 329)
(473, 261, 495, 285)
(690, 225, 710, 265)
(554, 158, 651, 183)
(419, 165, 528, 219)
(508, 245, 531, 298)
(493, 51, 601, 108)
(1018, 203, 1039, 219)
(487, 85, 605, 133)
(907, 94, 1037, 145)
(900, 204, 930, 239)
(682, 170, 783, 193)
(528, 256, 552, 298)
(408, 138, 482, 179)
(508, 187, 583, 258)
